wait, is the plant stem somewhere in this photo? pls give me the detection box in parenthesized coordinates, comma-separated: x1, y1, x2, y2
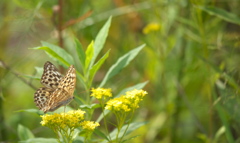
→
(101, 100, 112, 141)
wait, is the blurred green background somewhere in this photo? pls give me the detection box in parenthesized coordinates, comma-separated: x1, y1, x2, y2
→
(1, 0, 240, 142)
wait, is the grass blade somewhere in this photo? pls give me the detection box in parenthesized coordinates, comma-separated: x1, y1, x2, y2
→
(198, 6, 240, 25)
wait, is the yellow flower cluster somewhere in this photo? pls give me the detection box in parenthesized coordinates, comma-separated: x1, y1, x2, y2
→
(40, 109, 85, 129)
(105, 89, 147, 112)
(90, 88, 112, 99)
(80, 121, 100, 131)
(105, 97, 131, 112)
(142, 23, 160, 34)
(125, 89, 148, 109)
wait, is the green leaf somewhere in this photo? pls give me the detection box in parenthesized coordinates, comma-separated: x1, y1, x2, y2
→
(85, 41, 94, 72)
(96, 109, 110, 123)
(79, 104, 101, 110)
(94, 129, 110, 141)
(116, 81, 149, 97)
(74, 94, 85, 105)
(35, 66, 43, 79)
(19, 138, 58, 143)
(31, 41, 74, 67)
(100, 44, 145, 87)
(20, 66, 43, 80)
(54, 106, 74, 113)
(76, 71, 87, 91)
(21, 74, 40, 80)
(214, 126, 225, 143)
(89, 50, 110, 84)
(198, 6, 240, 25)
(31, 46, 66, 66)
(17, 124, 35, 141)
(75, 37, 86, 67)
(41, 41, 74, 65)
(91, 16, 112, 66)
(109, 122, 147, 140)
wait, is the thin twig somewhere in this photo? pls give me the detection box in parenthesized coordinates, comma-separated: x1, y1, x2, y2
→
(0, 60, 37, 90)
(62, 10, 93, 30)
(58, 0, 63, 49)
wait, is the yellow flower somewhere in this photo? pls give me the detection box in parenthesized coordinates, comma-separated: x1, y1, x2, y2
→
(40, 109, 86, 129)
(105, 89, 148, 112)
(81, 121, 100, 131)
(143, 23, 160, 34)
(90, 88, 112, 99)
(124, 89, 148, 109)
(105, 97, 131, 112)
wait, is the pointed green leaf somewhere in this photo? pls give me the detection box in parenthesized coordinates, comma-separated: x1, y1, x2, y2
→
(91, 16, 112, 66)
(74, 94, 85, 105)
(100, 44, 145, 87)
(85, 41, 94, 71)
(96, 109, 110, 123)
(198, 6, 240, 25)
(22, 66, 43, 80)
(21, 74, 40, 80)
(94, 129, 110, 141)
(214, 126, 225, 142)
(79, 104, 101, 110)
(116, 81, 148, 97)
(109, 122, 147, 140)
(75, 37, 86, 67)
(89, 50, 110, 84)
(30, 41, 74, 67)
(18, 124, 35, 141)
(41, 41, 74, 65)
(35, 67, 43, 79)
(75, 70, 88, 93)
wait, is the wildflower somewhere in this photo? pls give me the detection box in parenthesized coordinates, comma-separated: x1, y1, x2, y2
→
(41, 109, 99, 142)
(105, 89, 148, 112)
(63, 110, 86, 128)
(105, 97, 131, 112)
(143, 23, 160, 34)
(124, 89, 148, 109)
(104, 89, 147, 142)
(81, 121, 100, 131)
(90, 88, 112, 99)
(40, 109, 85, 129)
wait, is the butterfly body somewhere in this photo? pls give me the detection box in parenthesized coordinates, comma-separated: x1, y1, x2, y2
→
(34, 62, 76, 113)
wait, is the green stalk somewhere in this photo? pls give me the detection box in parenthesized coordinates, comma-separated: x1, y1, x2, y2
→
(100, 100, 112, 141)
(119, 111, 134, 142)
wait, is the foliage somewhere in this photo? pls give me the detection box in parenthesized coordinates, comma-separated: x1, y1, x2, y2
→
(1, 0, 240, 143)
(20, 17, 147, 142)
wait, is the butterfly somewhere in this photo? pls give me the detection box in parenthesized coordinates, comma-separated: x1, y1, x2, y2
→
(34, 61, 76, 113)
